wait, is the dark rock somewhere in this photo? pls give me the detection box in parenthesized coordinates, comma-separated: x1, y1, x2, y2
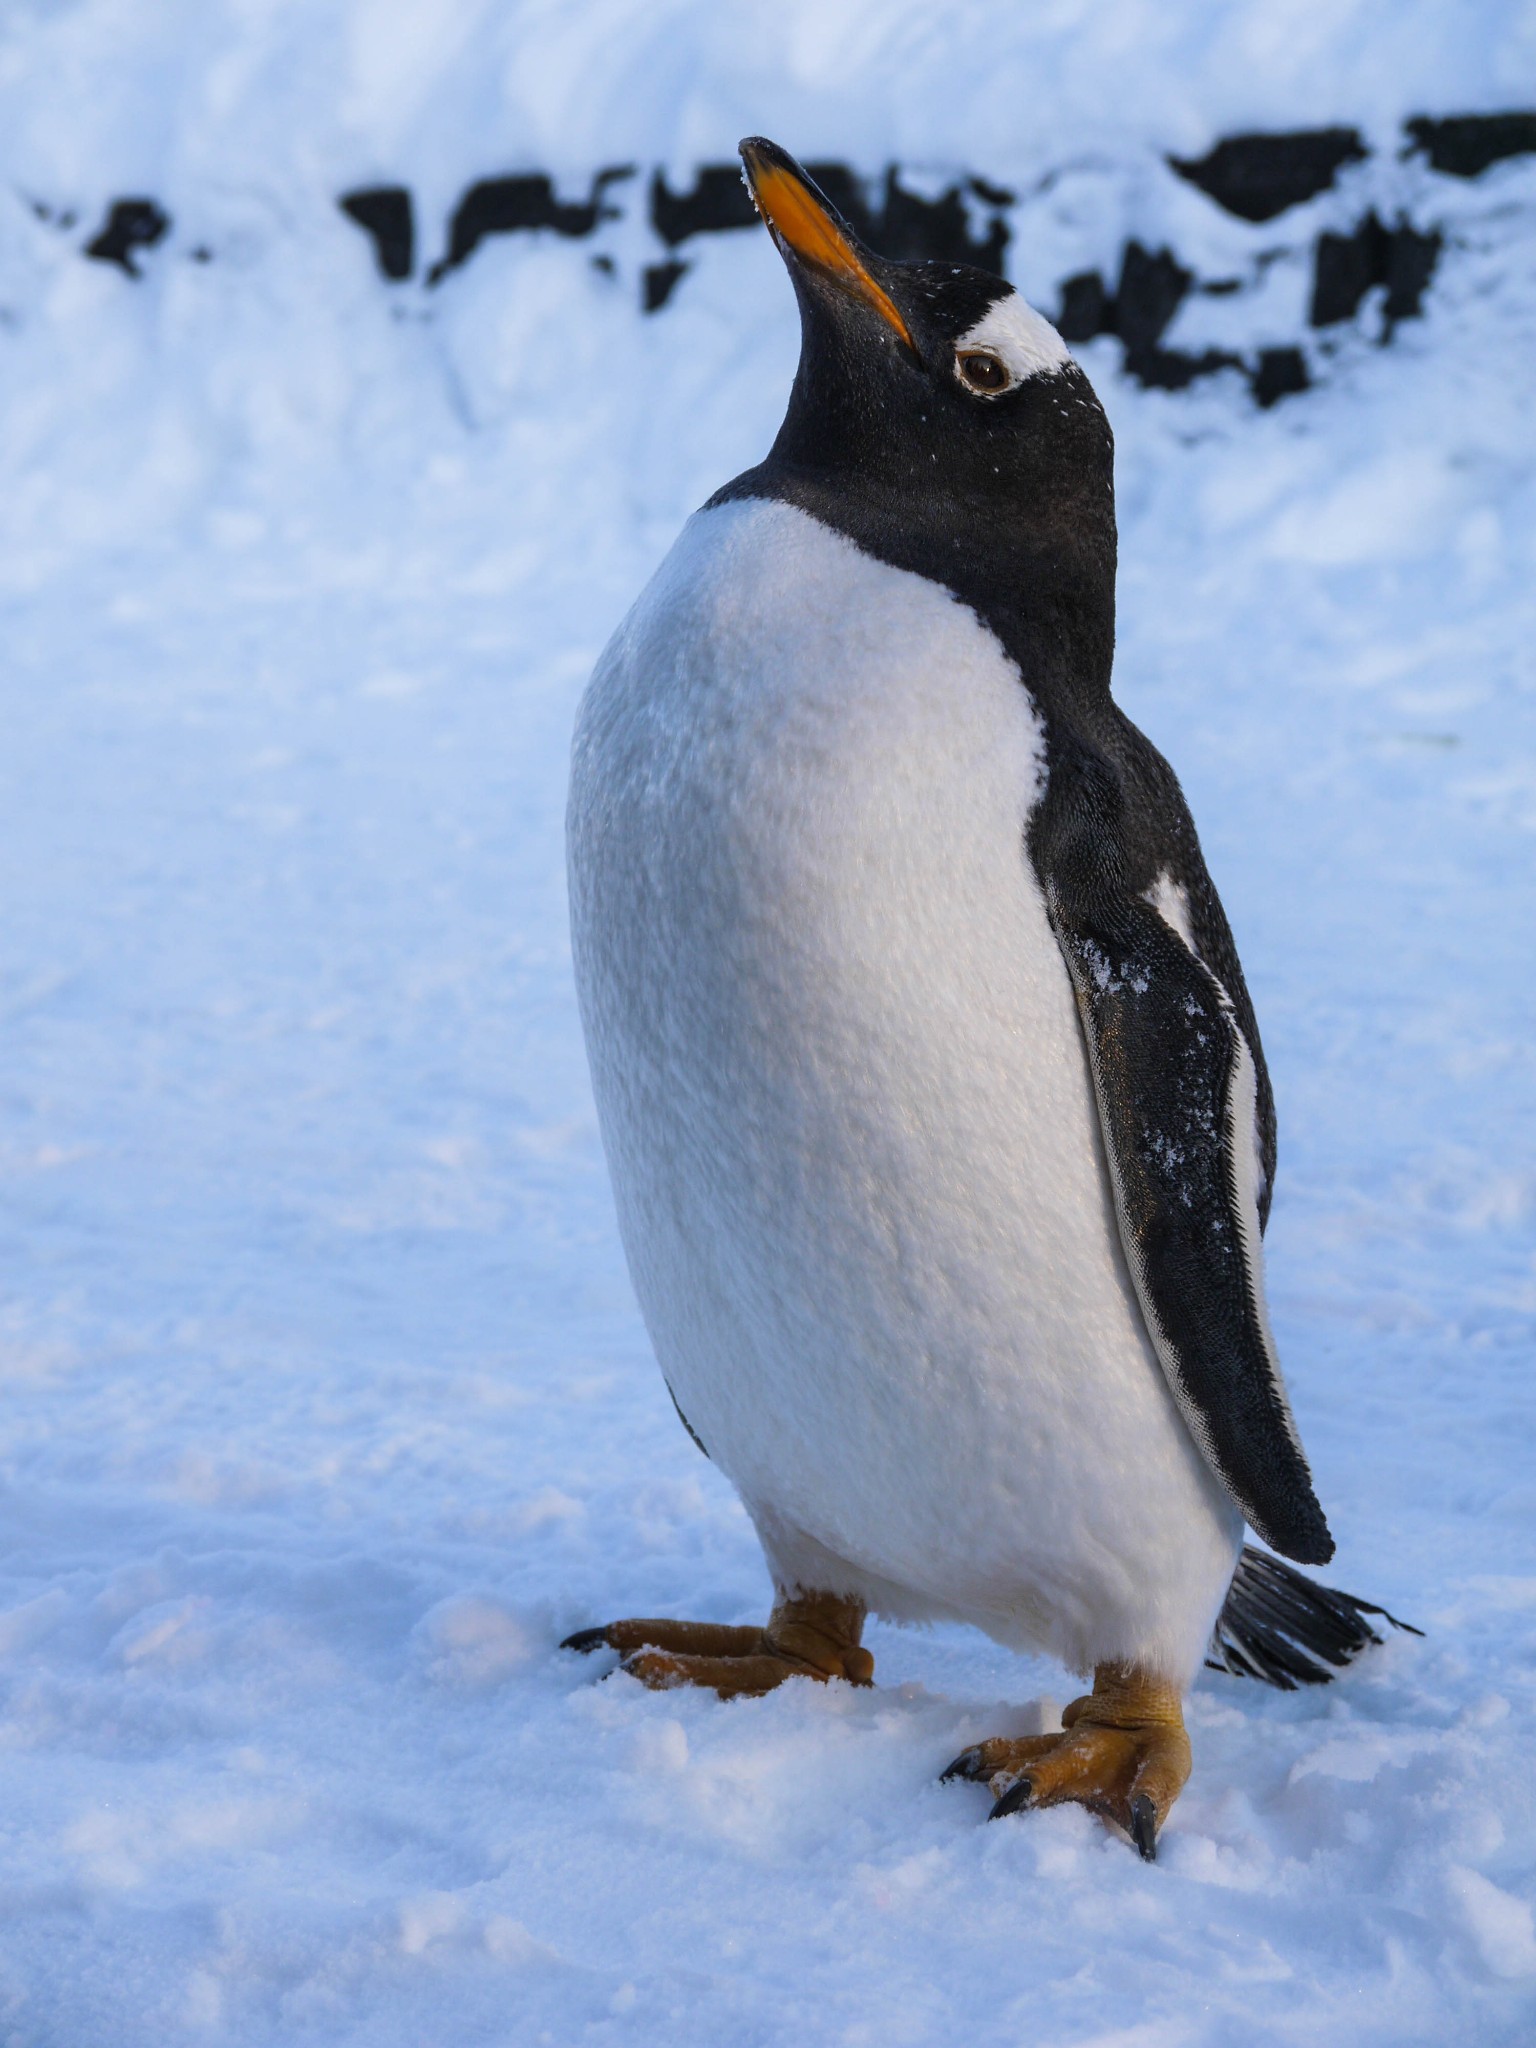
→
(1056, 270, 1112, 343)
(83, 199, 170, 277)
(968, 174, 1015, 210)
(1053, 244, 1191, 362)
(642, 259, 689, 312)
(649, 160, 1008, 272)
(1311, 222, 1376, 326)
(1114, 241, 1193, 362)
(874, 169, 1009, 271)
(1311, 212, 1441, 332)
(1406, 111, 1536, 178)
(1170, 128, 1367, 221)
(1130, 345, 1243, 392)
(428, 167, 634, 284)
(650, 165, 758, 245)
(1053, 245, 1245, 394)
(648, 161, 879, 250)
(1250, 347, 1310, 407)
(339, 186, 414, 280)
(1382, 222, 1442, 327)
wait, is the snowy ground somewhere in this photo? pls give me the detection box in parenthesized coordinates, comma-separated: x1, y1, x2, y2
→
(2, 4, 1536, 2043)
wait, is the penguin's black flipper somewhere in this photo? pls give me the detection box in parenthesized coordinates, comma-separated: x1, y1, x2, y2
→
(1032, 752, 1334, 1566)
(1208, 1546, 1421, 1688)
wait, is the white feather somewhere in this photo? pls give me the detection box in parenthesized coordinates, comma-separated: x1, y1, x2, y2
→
(1225, 1022, 1307, 1464)
(954, 291, 1070, 386)
(1144, 868, 1196, 951)
(568, 498, 1241, 1685)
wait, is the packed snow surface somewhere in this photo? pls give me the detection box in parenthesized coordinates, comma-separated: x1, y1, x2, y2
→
(2, 3, 1535, 2043)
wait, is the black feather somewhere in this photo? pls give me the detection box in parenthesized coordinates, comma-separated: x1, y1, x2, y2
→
(1207, 1545, 1420, 1690)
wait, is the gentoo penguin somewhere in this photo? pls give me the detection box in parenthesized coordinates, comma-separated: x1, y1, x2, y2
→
(564, 138, 1386, 1860)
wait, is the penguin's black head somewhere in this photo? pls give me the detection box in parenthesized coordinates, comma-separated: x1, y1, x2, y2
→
(739, 138, 1112, 519)
(728, 139, 1117, 697)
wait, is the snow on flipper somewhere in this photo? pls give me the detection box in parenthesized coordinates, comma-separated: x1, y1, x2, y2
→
(1207, 1545, 1421, 1690)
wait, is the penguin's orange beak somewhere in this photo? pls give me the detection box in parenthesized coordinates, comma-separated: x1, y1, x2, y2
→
(739, 137, 915, 351)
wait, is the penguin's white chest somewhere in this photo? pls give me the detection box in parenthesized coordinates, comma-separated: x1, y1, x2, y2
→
(568, 498, 1238, 1680)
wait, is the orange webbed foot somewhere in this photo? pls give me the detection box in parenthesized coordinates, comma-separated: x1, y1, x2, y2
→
(562, 1592, 873, 1699)
(942, 1662, 1190, 1861)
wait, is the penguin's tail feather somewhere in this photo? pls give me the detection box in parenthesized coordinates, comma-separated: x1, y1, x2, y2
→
(1207, 1546, 1421, 1691)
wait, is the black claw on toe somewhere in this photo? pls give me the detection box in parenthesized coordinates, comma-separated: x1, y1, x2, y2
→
(940, 1745, 986, 1784)
(987, 1776, 1033, 1822)
(1128, 1793, 1158, 1863)
(559, 1626, 613, 1655)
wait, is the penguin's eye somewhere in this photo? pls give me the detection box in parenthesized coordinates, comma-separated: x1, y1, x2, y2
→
(955, 349, 1012, 395)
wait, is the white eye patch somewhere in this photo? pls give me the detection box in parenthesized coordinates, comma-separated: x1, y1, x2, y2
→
(954, 291, 1070, 390)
